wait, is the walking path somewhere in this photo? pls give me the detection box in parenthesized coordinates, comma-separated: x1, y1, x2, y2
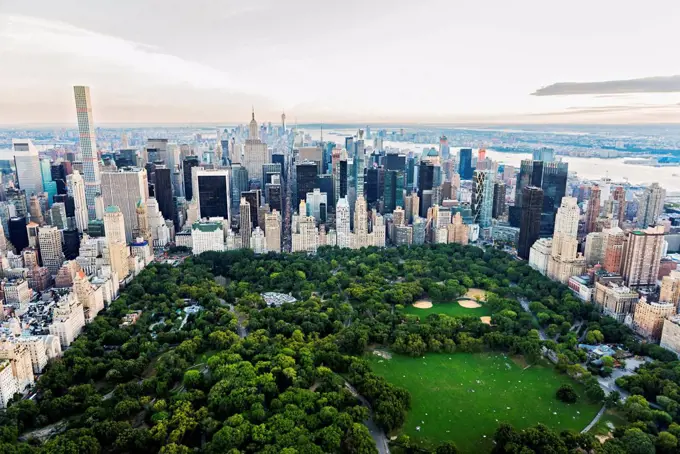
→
(582, 405, 606, 433)
(344, 380, 390, 454)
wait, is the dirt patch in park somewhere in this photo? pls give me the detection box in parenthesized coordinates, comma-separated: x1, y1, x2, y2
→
(372, 350, 392, 360)
(596, 434, 612, 444)
(464, 288, 487, 301)
(480, 316, 492, 325)
(458, 300, 482, 308)
(413, 300, 433, 309)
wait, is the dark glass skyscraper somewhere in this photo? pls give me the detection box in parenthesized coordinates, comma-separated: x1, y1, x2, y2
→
(242, 190, 261, 228)
(458, 148, 473, 179)
(365, 167, 384, 205)
(384, 154, 406, 172)
(8, 216, 28, 253)
(517, 186, 544, 260)
(418, 163, 435, 217)
(383, 170, 405, 214)
(231, 165, 249, 214)
(338, 160, 348, 200)
(540, 162, 568, 236)
(197, 175, 229, 219)
(182, 156, 200, 201)
(62, 229, 80, 260)
(50, 164, 68, 195)
(492, 181, 506, 219)
(296, 162, 318, 205)
(154, 167, 176, 228)
(272, 154, 286, 181)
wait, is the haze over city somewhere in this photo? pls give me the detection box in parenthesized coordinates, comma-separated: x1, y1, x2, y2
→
(2, 0, 680, 124)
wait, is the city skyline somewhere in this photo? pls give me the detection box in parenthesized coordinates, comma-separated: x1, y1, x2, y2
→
(2, 0, 680, 125)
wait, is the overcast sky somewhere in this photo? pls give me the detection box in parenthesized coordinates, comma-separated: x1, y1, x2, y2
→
(1, 0, 680, 125)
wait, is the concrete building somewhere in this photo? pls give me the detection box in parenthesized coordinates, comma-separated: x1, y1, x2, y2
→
(660, 317, 680, 357)
(191, 221, 224, 254)
(250, 227, 266, 254)
(67, 170, 89, 233)
(74, 271, 105, 322)
(0, 360, 17, 408)
(103, 206, 130, 280)
(585, 231, 607, 266)
(336, 197, 351, 248)
(594, 281, 639, 323)
(193, 168, 231, 221)
(547, 197, 586, 284)
(306, 189, 328, 224)
(264, 210, 281, 253)
(3, 279, 31, 309)
(12, 139, 44, 208)
(660, 270, 680, 308)
(243, 111, 270, 184)
(603, 227, 626, 273)
(100, 168, 148, 242)
(38, 226, 64, 275)
(529, 238, 553, 275)
(447, 212, 469, 245)
(621, 226, 665, 288)
(636, 183, 666, 228)
(49, 292, 86, 348)
(633, 298, 675, 341)
(73, 86, 102, 219)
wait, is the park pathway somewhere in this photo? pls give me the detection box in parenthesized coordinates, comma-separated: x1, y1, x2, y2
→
(581, 405, 606, 433)
(343, 380, 390, 454)
(218, 297, 248, 338)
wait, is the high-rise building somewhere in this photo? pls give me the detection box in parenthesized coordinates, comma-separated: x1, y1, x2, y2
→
(12, 140, 43, 207)
(38, 226, 64, 275)
(584, 231, 607, 266)
(633, 298, 675, 341)
(539, 161, 569, 236)
(242, 190, 261, 228)
(67, 170, 89, 233)
(50, 203, 68, 230)
(145, 139, 169, 166)
(603, 227, 626, 273)
(103, 206, 130, 279)
(336, 197, 351, 248)
(296, 161, 318, 206)
(100, 168, 148, 243)
(40, 159, 57, 206)
(264, 174, 283, 213)
(51, 163, 69, 195)
(636, 183, 666, 228)
(8, 217, 28, 253)
(306, 189, 328, 224)
(191, 221, 224, 254)
(612, 186, 627, 224)
(243, 110, 270, 184)
(621, 225, 665, 288)
(492, 181, 506, 219)
(333, 151, 348, 206)
(182, 156, 200, 201)
(28, 195, 44, 225)
(458, 148, 472, 179)
(193, 168, 231, 221)
(546, 197, 585, 284)
(517, 186, 544, 260)
(153, 166, 175, 228)
(264, 210, 282, 253)
(73, 86, 101, 219)
(383, 170, 405, 215)
(239, 197, 251, 248)
(471, 170, 494, 228)
(418, 163, 436, 217)
(532, 147, 555, 162)
(585, 185, 601, 234)
(447, 212, 469, 245)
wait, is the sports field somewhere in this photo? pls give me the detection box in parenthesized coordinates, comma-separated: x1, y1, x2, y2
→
(368, 352, 600, 453)
(402, 301, 492, 320)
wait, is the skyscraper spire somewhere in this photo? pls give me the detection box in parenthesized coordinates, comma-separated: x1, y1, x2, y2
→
(252, 105, 255, 121)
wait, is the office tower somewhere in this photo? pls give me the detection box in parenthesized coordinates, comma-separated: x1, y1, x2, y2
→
(101, 168, 148, 243)
(50, 203, 67, 230)
(12, 140, 44, 206)
(384, 153, 406, 172)
(249, 227, 265, 253)
(439, 136, 450, 160)
(103, 206, 130, 279)
(38, 226, 64, 275)
(73, 86, 101, 219)
(492, 181, 506, 219)
(365, 167, 383, 205)
(585, 185, 601, 234)
(242, 190, 261, 229)
(243, 110, 269, 184)
(612, 186, 626, 224)
(6, 188, 27, 220)
(333, 151, 348, 205)
(39, 160, 57, 206)
(26, 221, 39, 249)
(239, 198, 251, 248)
(383, 170, 405, 215)
(264, 210, 281, 253)
(540, 162, 568, 235)
(67, 170, 88, 233)
(602, 227, 626, 273)
(265, 175, 283, 213)
(636, 183, 666, 228)
(262, 163, 282, 184)
(351, 139, 366, 202)
(621, 226, 665, 288)
(336, 197, 351, 248)
(458, 148, 473, 179)
(182, 156, 200, 201)
(154, 167, 175, 228)
(62, 229, 80, 260)
(546, 197, 585, 284)
(145, 139, 169, 166)
(193, 168, 231, 221)
(447, 212, 469, 245)
(28, 195, 44, 225)
(50, 163, 68, 195)
(584, 231, 607, 266)
(296, 161, 318, 205)
(317, 174, 334, 210)
(352, 196, 370, 248)
(298, 146, 323, 173)
(8, 217, 28, 253)
(471, 170, 494, 228)
(231, 164, 249, 214)
(418, 163, 435, 217)
(517, 186, 544, 260)
(532, 147, 555, 162)
(272, 153, 286, 180)
(0, 203, 15, 239)
(306, 189, 328, 223)
(134, 200, 153, 244)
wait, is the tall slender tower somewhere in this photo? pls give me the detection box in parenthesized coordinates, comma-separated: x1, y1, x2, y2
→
(73, 86, 101, 220)
(68, 170, 89, 233)
(585, 185, 601, 234)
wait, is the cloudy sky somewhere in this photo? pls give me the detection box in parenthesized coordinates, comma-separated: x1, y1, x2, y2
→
(1, 0, 680, 125)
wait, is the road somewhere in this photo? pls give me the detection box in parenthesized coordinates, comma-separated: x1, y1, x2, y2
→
(219, 298, 248, 338)
(344, 381, 390, 454)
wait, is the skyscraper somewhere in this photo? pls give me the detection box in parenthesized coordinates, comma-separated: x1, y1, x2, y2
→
(636, 183, 666, 228)
(532, 147, 555, 162)
(383, 170, 405, 214)
(100, 168, 149, 243)
(418, 162, 435, 217)
(621, 226, 665, 288)
(517, 186, 544, 260)
(103, 206, 130, 279)
(336, 197, 351, 248)
(471, 170, 494, 228)
(546, 197, 585, 284)
(264, 209, 282, 253)
(492, 181, 506, 219)
(612, 186, 627, 224)
(296, 161, 318, 205)
(585, 185, 601, 234)
(154, 167, 175, 228)
(67, 170, 88, 233)
(458, 148, 473, 179)
(12, 139, 44, 206)
(243, 110, 270, 184)
(194, 168, 231, 221)
(239, 197, 251, 248)
(38, 226, 64, 275)
(539, 161, 568, 235)
(182, 156, 200, 201)
(265, 174, 283, 213)
(8, 216, 28, 253)
(73, 86, 101, 219)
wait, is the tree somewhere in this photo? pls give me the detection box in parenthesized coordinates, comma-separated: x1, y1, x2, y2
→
(436, 441, 460, 454)
(621, 428, 655, 454)
(585, 330, 604, 345)
(657, 431, 678, 454)
(342, 423, 378, 454)
(556, 384, 578, 403)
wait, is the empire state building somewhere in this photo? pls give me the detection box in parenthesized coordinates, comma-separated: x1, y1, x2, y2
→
(243, 110, 270, 184)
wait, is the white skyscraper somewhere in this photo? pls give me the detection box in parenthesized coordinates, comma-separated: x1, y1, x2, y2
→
(12, 139, 43, 205)
(336, 197, 351, 248)
(103, 206, 130, 279)
(38, 226, 64, 275)
(264, 210, 282, 253)
(73, 86, 101, 220)
(100, 168, 148, 243)
(242, 110, 270, 184)
(251, 227, 266, 254)
(67, 170, 89, 233)
(547, 197, 586, 284)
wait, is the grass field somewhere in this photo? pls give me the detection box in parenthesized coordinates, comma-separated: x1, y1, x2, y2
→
(402, 301, 492, 320)
(368, 352, 601, 453)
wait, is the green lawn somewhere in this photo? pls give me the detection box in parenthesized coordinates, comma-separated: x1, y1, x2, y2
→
(402, 301, 491, 320)
(368, 352, 600, 453)
(589, 409, 627, 437)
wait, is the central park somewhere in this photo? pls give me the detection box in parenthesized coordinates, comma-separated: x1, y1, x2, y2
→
(2, 244, 680, 454)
